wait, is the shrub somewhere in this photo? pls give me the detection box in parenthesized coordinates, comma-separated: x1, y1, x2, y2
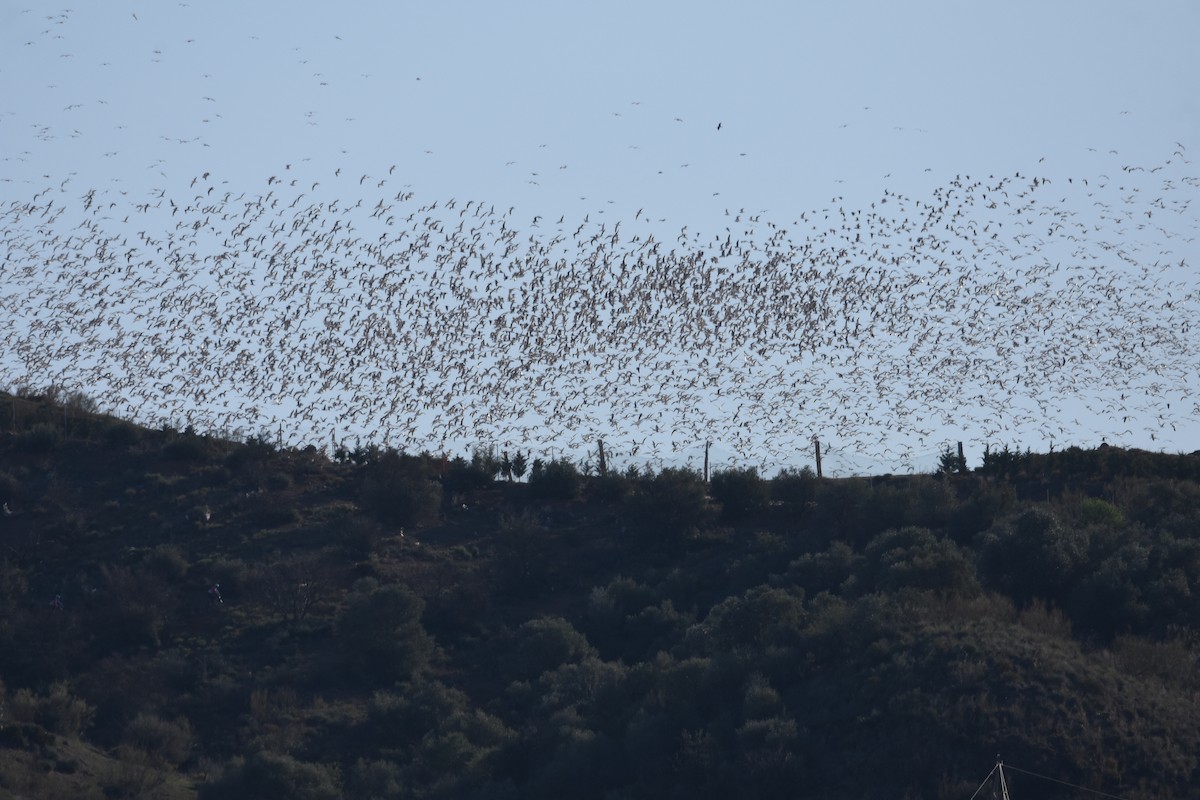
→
(201, 556, 251, 597)
(587, 472, 632, 504)
(861, 526, 981, 598)
(529, 458, 582, 500)
(15, 423, 61, 453)
(977, 507, 1089, 608)
(145, 544, 189, 582)
(634, 467, 712, 548)
(771, 466, 818, 518)
(162, 435, 208, 461)
(710, 466, 769, 522)
(347, 758, 404, 799)
(685, 586, 807, 654)
(255, 552, 329, 623)
(122, 712, 193, 767)
(8, 682, 95, 736)
(784, 541, 861, 596)
(103, 420, 141, 448)
(360, 450, 442, 527)
(337, 516, 382, 560)
(336, 584, 434, 685)
(199, 751, 342, 800)
(501, 616, 597, 682)
(0, 558, 30, 605)
(492, 510, 553, 597)
(0, 469, 19, 506)
(1078, 497, 1125, 527)
(250, 503, 301, 529)
(443, 454, 494, 496)
(264, 470, 293, 492)
(224, 435, 276, 470)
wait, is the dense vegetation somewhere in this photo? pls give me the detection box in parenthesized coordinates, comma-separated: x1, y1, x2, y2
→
(1, 387, 1198, 799)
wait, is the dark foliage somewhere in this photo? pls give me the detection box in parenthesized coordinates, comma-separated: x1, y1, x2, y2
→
(359, 449, 442, 527)
(709, 466, 769, 522)
(1, 389, 1199, 800)
(336, 584, 434, 686)
(528, 457, 582, 500)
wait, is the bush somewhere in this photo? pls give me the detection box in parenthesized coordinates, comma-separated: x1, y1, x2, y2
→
(337, 516, 383, 560)
(492, 511, 553, 597)
(360, 450, 442, 527)
(162, 435, 209, 461)
(501, 616, 597, 682)
(0, 469, 20, 507)
(265, 470, 293, 492)
(337, 584, 435, 685)
(785, 542, 861, 596)
(122, 712, 193, 767)
(710, 466, 769, 522)
(103, 420, 141, 448)
(145, 544, 189, 582)
(771, 466, 818, 516)
(587, 472, 631, 504)
(15, 423, 61, 453)
(250, 503, 301, 529)
(977, 507, 1089, 608)
(685, 586, 807, 654)
(634, 467, 712, 548)
(201, 556, 251, 598)
(8, 682, 95, 736)
(1078, 497, 1125, 527)
(860, 526, 981, 598)
(443, 453, 495, 496)
(199, 751, 342, 800)
(529, 458, 582, 500)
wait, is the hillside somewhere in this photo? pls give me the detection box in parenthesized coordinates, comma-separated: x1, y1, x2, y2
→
(1, 387, 1198, 799)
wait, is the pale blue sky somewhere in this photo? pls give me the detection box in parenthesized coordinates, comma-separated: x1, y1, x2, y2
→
(3, 1, 1198, 474)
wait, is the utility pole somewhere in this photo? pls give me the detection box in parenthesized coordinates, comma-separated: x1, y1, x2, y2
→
(703, 440, 710, 482)
(814, 437, 823, 479)
(597, 439, 607, 477)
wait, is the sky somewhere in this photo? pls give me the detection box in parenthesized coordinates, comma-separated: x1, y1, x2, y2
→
(2, 1, 1198, 476)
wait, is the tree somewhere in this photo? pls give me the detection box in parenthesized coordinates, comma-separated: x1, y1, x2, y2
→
(359, 449, 441, 527)
(255, 552, 330, 623)
(528, 458, 581, 500)
(978, 508, 1089, 607)
(709, 467, 769, 522)
(199, 751, 341, 800)
(511, 451, 529, 481)
(937, 445, 969, 476)
(861, 526, 980, 597)
(501, 616, 597, 683)
(337, 584, 435, 685)
(635, 467, 712, 549)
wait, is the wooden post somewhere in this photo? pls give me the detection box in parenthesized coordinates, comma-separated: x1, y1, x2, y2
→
(703, 440, 710, 482)
(814, 438, 823, 479)
(597, 439, 607, 477)
(957, 441, 965, 473)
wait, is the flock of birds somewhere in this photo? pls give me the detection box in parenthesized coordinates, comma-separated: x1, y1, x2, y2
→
(2, 7, 1198, 473)
(2, 145, 1198, 473)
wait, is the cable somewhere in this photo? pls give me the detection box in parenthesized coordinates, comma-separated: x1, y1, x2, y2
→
(967, 763, 999, 800)
(1003, 762, 1134, 800)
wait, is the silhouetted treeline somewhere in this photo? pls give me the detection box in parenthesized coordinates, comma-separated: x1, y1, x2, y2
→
(0, 387, 1198, 799)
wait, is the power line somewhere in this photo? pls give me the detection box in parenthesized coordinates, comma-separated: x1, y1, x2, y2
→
(1002, 762, 1134, 800)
